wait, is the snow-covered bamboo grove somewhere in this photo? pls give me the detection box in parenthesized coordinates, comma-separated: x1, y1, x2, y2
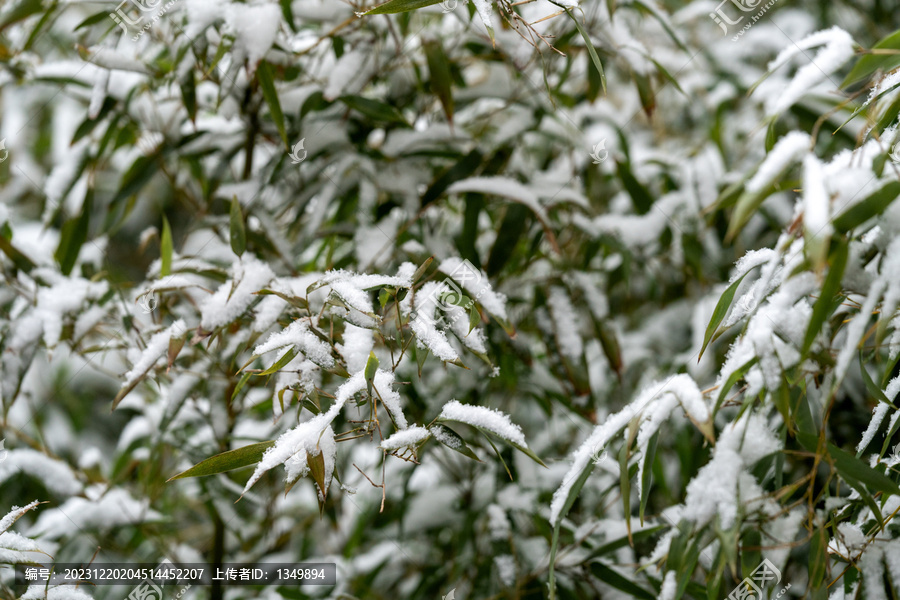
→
(2, 0, 900, 598)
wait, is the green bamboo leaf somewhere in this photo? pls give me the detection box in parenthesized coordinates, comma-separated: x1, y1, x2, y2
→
(424, 39, 454, 124)
(257, 60, 288, 148)
(566, 9, 605, 94)
(429, 424, 482, 462)
(167, 441, 275, 481)
(231, 372, 252, 402)
(160, 216, 173, 277)
(842, 31, 900, 88)
(362, 0, 443, 15)
(229, 195, 246, 257)
(258, 347, 300, 376)
(364, 351, 379, 397)
(639, 431, 658, 524)
(828, 440, 900, 496)
(339, 95, 408, 125)
(307, 450, 328, 499)
(699, 273, 748, 360)
(55, 187, 93, 276)
(0, 0, 43, 31)
(832, 181, 900, 233)
(587, 562, 655, 600)
(808, 527, 827, 588)
(801, 239, 847, 355)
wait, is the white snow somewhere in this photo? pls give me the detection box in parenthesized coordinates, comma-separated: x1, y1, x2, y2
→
(338, 324, 375, 373)
(438, 400, 527, 447)
(380, 426, 430, 451)
(548, 287, 583, 360)
(253, 319, 335, 368)
(745, 132, 810, 194)
(30, 487, 162, 539)
(199, 256, 274, 331)
(0, 449, 83, 496)
(121, 320, 186, 390)
(763, 27, 856, 115)
(225, 3, 282, 69)
(802, 154, 832, 238)
(858, 401, 891, 454)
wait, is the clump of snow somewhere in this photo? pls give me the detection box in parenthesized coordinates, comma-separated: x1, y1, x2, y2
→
(681, 414, 780, 528)
(0, 449, 83, 496)
(225, 3, 282, 69)
(745, 132, 810, 194)
(284, 425, 336, 499)
(439, 257, 508, 321)
(337, 324, 375, 373)
(121, 320, 186, 390)
(548, 287, 583, 360)
(253, 319, 335, 368)
(30, 487, 162, 540)
(372, 370, 408, 430)
(380, 426, 430, 451)
(858, 401, 891, 454)
(199, 256, 274, 331)
(763, 27, 856, 115)
(20, 585, 95, 600)
(550, 375, 710, 526)
(438, 400, 527, 447)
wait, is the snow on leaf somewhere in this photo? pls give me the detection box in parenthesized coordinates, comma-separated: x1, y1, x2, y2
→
(199, 256, 274, 332)
(252, 319, 335, 369)
(438, 400, 527, 448)
(225, 3, 282, 70)
(745, 132, 811, 194)
(0, 450, 83, 497)
(763, 27, 856, 115)
(380, 426, 430, 451)
(29, 487, 162, 540)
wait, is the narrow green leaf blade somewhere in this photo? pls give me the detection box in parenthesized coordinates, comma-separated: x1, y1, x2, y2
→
(567, 9, 605, 93)
(833, 181, 900, 233)
(160, 216, 173, 277)
(801, 239, 847, 355)
(167, 441, 275, 481)
(363, 0, 443, 15)
(700, 273, 747, 360)
(55, 187, 93, 276)
(257, 60, 288, 148)
(229, 195, 246, 257)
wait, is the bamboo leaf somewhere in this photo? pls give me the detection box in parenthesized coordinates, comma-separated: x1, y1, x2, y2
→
(700, 273, 748, 360)
(566, 9, 605, 94)
(160, 216, 173, 277)
(229, 195, 246, 257)
(430, 424, 482, 462)
(55, 187, 93, 276)
(167, 441, 275, 481)
(801, 239, 847, 355)
(362, 0, 444, 15)
(257, 60, 288, 148)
